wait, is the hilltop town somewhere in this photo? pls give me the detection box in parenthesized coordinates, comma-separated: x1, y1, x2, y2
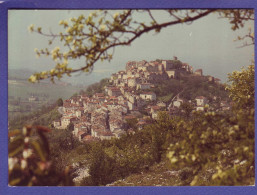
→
(53, 57, 231, 142)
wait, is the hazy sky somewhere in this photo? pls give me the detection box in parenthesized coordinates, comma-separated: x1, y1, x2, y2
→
(8, 10, 254, 84)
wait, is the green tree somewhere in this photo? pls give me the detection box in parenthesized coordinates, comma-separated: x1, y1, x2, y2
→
(179, 102, 194, 118)
(67, 123, 74, 132)
(56, 98, 63, 107)
(86, 145, 116, 185)
(226, 64, 254, 109)
(125, 118, 138, 130)
(166, 63, 255, 186)
(59, 129, 77, 150)
(172, 59, 183, 69)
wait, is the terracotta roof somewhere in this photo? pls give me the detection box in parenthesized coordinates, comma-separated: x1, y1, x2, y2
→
(151, 106, 161, 110)
(84, 135, 92, 139)
(79, 116, 88, 121)
(70, 117, 79, 121)
(78, 131, 86, 136)
(111, 88, 121, 92)
(109, 96, 118, 99)
(195, 96, 206, 99)
(83, 135, 96, 142)
(95, 93, 104, 97)
(137, 121, 147, 125)
(99, 131, 114, 136)
(124, 115, 136, 120)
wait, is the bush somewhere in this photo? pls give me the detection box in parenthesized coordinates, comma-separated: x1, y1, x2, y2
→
(8, 126, 74, 186)
(166, 64, 255, 186)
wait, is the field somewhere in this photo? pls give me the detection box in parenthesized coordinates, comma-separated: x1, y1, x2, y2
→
(8, 80, 84, 100)
(8, 80, 85, 119)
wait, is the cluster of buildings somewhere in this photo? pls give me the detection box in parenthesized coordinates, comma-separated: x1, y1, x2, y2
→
(53, 58, 230, 142)
(110, 57, 193, 88)
(53, 93, 129, 142)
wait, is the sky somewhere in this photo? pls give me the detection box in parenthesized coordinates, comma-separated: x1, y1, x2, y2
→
(8, 10, 254, 85)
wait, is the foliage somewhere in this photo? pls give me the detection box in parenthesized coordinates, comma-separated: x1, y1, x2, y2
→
(125, 118, 138, 130)
(67, 123, 74, 132)
(80, 111, 177, 186)
(166, 64, 255, 186)
(32, 107, 61, 127)
(27, 9, 253, 83)
(85, 145, 116, 185)
(58, 129, 78, 151)
(8, 126, 73, 186)
(152, 79, 182, 98)
(171, 59, 183, 69)
(8, 9, 255, 186)
(153, 76, 228, 105)
(226, 64, 255, 109)
(9, 65, 254, 186)
(56, 98, 63, 107)
(9, 104, 61, 130)
(218, 10, 254, 48)
(81, 78, 109, 97)
(46, 128, 85, 173)
(179, 102, 194, 118)
(180, 76, 228, 101)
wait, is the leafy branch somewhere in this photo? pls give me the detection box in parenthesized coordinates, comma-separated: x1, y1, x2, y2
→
(8, 126, 74, 186)
(28, 9, 219, 83)
(28, 9, 254, 84)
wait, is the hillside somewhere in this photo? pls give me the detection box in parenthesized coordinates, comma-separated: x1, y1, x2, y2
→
(107, 160, 191, 186)
(9, 103, 61, 131)
(145, 76, 228, 104)
(8, 60, 254, 187)
(38, 61, 232, 186)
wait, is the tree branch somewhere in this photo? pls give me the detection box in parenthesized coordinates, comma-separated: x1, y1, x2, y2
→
(29, 9, 256, 83)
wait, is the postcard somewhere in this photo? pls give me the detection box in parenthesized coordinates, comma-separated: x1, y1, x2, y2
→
(1, 0, 256, 195)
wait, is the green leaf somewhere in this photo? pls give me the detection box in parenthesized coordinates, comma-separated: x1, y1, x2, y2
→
(9, 145, 24, 157)
(8, 129, 21, 138)
(37, 130, 50, 156)
(31, 140, 46, 161)
(9, 178, 21, 186)
(37, 27, 42, 33)
(8, 136, 24, 157)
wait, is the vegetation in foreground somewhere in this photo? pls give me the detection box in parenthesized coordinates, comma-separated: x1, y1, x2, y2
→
(7, 9, 255, 187)
(8, 64, 254, 186)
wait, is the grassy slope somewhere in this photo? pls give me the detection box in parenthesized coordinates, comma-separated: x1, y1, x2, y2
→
(107, 158, 195, 186)
(9, 106, 61, 130)
(153, 76, 228, 104)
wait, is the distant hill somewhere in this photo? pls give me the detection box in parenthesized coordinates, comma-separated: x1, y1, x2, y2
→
(8, 68, 110, 86)
(8, 68, 36, 80)
(8, 68, 73, 86)
(8, 79, 84, 100)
